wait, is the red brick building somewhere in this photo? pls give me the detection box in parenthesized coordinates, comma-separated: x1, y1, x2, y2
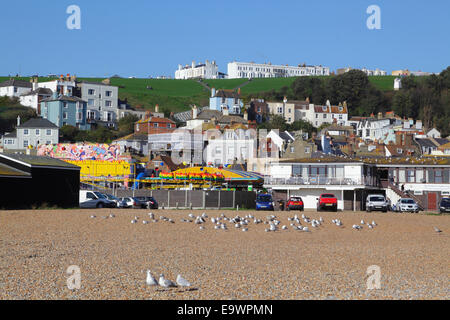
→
(134, 116, 176, 134)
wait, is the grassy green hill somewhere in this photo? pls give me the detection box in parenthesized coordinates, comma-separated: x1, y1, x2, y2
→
(0, 75, 399, 114)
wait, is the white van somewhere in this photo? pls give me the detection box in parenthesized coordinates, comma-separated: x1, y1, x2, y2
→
(366, 194, 388, 212)
(79, 190, 116, 208)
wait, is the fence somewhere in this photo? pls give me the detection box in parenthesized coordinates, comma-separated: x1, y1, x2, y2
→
(92, 188, 256, 209)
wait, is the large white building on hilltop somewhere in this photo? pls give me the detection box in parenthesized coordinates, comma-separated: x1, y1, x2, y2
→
(227, 61, 330, 79)
(175, 60, 219, 79)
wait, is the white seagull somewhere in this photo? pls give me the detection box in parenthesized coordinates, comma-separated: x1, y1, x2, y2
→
(159, 274, 177, 288)
(146, 270, 158, 286)
(176, 274, 191, 287)
(434, 227, 442, 233)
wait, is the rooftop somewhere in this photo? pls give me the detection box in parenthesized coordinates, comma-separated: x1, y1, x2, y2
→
(0, 153, 81, 169)
(18, 118, 58, 129)
(41, 95, 86, 103)
(0, 79, 32, 88)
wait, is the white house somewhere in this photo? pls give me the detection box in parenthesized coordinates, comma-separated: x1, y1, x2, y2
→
(205, 129, 256, 166)
(426, 128, 441, 139)
(19, 87, 53, 111)
(175, 60, 219, 79)
(227, 61, 330, 79)
(306, 101, 349, 128)
(0, 79, 32, 98)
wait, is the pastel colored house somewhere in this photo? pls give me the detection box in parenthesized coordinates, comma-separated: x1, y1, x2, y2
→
(1, 117, 59, 151)
(40, 93, 90, 130)
(209, 88, 243, 115)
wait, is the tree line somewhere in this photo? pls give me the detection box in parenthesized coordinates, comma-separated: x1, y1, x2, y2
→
(247, 67, 450, 137)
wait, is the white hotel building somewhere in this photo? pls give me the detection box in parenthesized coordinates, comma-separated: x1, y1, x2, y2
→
(175, 60, 219, 79)
(227, 61, 330, 79)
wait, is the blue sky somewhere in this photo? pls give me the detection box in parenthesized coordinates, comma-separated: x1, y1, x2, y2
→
(0, 0, 449, 77)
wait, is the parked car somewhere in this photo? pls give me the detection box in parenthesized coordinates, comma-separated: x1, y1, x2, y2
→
(366, 194, 388, 212)
(287, 196, 304, 211)
(79, 190, 116, 209)
(395, 198, 419, 213)
(256, 194, 274, 211)
(119, 197, 145, 209)
(317, 193, 338, 212)
(439, 198, 450, 213)
(135, 196, 158, 209)
(103, 194, 124, 208)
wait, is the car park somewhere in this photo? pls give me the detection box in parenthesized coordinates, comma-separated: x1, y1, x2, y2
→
(287, 196, 304, 211)
(395, 198, 419, 213)
(256, 194, 274, 211)
(317, 193, 338, 212)
(439, 198, 450, 213)
(366, 194, 388, 212)
(103, 194, 124, 208)
(135, 196, 158, 209)
(119, 197, 145, 209)
(79, 190, 116, 209)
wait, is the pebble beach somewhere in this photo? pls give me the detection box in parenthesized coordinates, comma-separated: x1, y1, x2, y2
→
(0, 209, 448, 300)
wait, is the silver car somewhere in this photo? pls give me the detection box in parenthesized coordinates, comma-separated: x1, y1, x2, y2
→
(395, 198, 419, 213)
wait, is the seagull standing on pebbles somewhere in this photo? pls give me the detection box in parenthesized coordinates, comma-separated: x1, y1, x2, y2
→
(159, 274, 177, 288)
(434, 227, 442, 233)
(176, 274, 191, 287)
(146, 270, 158, 286)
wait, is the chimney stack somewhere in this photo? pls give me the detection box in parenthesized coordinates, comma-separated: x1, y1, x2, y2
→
(244, 110, 248, 121)
(192, 105, 198, 119)
(211, 88, 216, 98)
(17, 115, 21, 127)
(155, 104, 159, 113)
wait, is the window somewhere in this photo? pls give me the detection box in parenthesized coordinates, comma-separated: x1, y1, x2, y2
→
(77, 112, 82, 120)
(277, 107, 283, 114)
(35, 129, 40, 135)
(323, 114, 327, 119)
(154, 123, 158, 127)
(435, 170, 443, 183)
(63, 112, 68, 119)
(46, 141, 51, 145)
(88, 89, 95, 95)
(23, 140, 28, 148)
(14, 87, 18, 93)
(46, 129, 52, 135)
(24, 129, 29, 135)
(88, 99, 94, 106)
(63, 102, 68, 108)
(407, 169, 415, 183)
(315, 114, 319, 118)
(215, 146, 222, 154)
(106, 91, 112, 97)
(305, 146, 311, 153)
(290, 146, 294, 153)
(105, 100, 112, 107)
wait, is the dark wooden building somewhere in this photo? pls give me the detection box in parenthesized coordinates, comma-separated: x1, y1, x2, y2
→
(0, 153, 80, 209)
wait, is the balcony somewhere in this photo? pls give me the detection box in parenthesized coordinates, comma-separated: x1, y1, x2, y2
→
(264, 176, 378, 187)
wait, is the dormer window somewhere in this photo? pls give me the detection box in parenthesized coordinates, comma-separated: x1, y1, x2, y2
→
(322, 106, 327, 112)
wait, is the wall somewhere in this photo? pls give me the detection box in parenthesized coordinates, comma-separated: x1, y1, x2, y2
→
(103, 189, 257, 209)
(37, 143, 124, 161)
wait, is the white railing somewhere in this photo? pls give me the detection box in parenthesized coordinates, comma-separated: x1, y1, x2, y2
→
(264, 176, 378, 186)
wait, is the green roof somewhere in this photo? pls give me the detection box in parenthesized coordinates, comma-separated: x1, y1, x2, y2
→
(0, 153, 81, 169)
(0, 163, 30, 177)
